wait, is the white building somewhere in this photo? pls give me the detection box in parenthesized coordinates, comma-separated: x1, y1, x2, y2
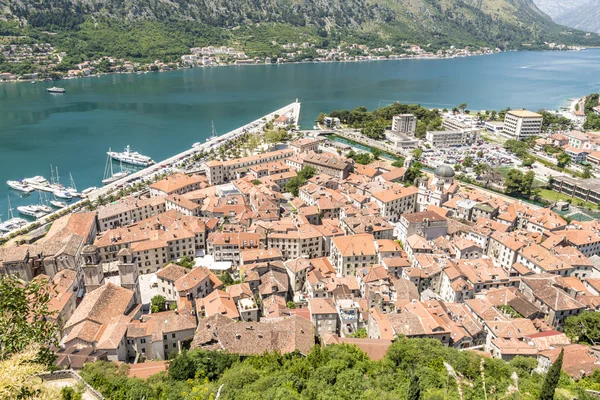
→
(392, 114, 417, 136)
(502, 110, 543, 140)
(425, 130, 478, 148)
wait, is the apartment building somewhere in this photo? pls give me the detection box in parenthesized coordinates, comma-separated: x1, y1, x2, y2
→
(206, 232, 261, 266)
(391, 114, 416, 136)
(331, 233, 377, 276)
(303, 151, 352, 179)
(502, 110, 542, 140)
(97, 196, 166, 232)
(425, 130, 478, 148)
(309, 297, 339, 337)
(203, 149, 295, 185)
(149, 173, 205, 197)
(398, 210, 448, 244)
(266, 224, 324, 260)
(371, 185, 418, 222)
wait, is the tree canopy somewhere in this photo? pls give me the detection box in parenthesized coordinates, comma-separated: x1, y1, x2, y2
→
(76, 337, 600, 399)
(0, 274, 58, 365)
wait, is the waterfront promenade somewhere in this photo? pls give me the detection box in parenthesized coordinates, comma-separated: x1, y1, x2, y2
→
(1, 101, 301, 239)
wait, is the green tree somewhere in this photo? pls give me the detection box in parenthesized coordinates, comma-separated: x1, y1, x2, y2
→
(459, 103, 467, 113)
(220, 271, 234, 286)
(0, 275, 57, 364)
(463, 156, 474, 168)
(557, 151, 571, 168)
(504, 169, 535, 196)
(473, 163, 489, 176)
(370, 148, 382, 160)
(297, 166, 317, 180)
(504, 140, 530, 158)
(476, 150, 484, 158)
(583, 164, 593, 179)
(564, 311, 600, 344)
(408, 374, 420, 400)
(348, 327, 367, 338)
(522, 157, 535, 167)
(404, 161, 423, 185)
(150, 295, 166, 313)
(286, 166, 317, 196)
(176, 255, 195, 269)
(169, 350, 196, 381)
(412, 148, 423, 159)
(286, 301, 296, 309)
(316, 113, 326, 124)
(539, 348, 563, 400)
(61, 386, 82, 400)
(415, 121, 427, 138)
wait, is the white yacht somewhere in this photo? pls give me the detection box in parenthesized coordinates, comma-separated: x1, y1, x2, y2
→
(102, 152, 130, 185)
(7, 180, 34, 194)
(53, 189, 73, 199)
(107, 145, 154, 167)
(66, 172, 80, 197)
(17, 205, 47, 219)
(36, 192, 54, 214)
(0, 195, 28, 232)
(50, 200, 67, 208)
(47, 87, 66, 93)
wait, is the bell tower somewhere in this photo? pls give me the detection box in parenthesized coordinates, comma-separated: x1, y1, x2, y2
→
(82, 245, 104, 293)
(117, 248, 141, 304)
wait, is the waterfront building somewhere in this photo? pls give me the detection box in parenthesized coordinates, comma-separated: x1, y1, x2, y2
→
(425, 130, 478, 148)
(203, 149, 295, 185)
(391, 114, 416, 136)
(502, 110, 542, 140)
(149, 173, 206, 197)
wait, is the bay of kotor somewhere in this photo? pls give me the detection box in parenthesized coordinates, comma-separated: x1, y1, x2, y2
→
(1, 49, 600, 213)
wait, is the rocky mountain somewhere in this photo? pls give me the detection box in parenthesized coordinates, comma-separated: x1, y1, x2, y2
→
(555, 0, 600, 33)
(532, 0, 588, 19)
(0, 0, 597, 62)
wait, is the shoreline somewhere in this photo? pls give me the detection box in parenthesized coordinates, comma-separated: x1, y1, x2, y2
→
(1, 47, 589, 87)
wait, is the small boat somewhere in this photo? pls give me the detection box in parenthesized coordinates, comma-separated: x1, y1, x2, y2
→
(102, 152, 130, 185)
(50, 200, 67, 208)
(66, 172, 80, 197)
(17, 205, 47, 219)
(47, 87, 66, 93)
(53, 189, 73, 199)
(6, 180, 34, 194)
(31, 81, 36, 84)
(205, 121, 218, 142)
(0, 195, 28, 232)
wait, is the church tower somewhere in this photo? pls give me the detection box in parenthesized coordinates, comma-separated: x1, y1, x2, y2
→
(117, 248, 141, 304)
(81, 245, 104, 293)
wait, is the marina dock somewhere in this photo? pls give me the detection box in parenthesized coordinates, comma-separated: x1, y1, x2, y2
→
(1, 101, 301, 237)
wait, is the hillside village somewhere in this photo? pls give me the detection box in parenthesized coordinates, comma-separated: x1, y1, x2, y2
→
(3, 119, 600, 382)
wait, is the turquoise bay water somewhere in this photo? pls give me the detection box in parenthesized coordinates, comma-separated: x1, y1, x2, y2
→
(1, 49, 600, 213)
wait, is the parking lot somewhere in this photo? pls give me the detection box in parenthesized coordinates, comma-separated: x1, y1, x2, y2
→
(422, 141, 521, 170)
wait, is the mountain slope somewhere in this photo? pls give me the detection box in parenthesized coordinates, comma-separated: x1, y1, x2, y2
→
(555, 0, 600, 33)
(532, 0, 588, 19)
(1, 0, 598, 62)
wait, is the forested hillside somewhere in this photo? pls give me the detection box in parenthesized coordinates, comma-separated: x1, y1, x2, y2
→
(0, 0, 598, 63)
(76, 338, 600, 399)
